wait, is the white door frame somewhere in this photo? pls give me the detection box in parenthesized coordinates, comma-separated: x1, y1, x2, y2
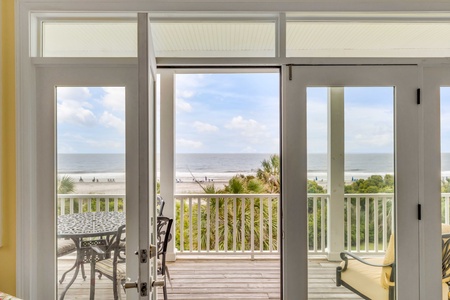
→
(420, 66, 450, 300)
(283, 65, 421, 299)
(32, 63, 139, 299)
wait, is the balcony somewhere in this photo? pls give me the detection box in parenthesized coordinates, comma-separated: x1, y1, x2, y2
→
(57, 192, 399, 257)
(56, 192, 403, 298)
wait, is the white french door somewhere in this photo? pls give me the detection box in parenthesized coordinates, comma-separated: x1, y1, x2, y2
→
(420, 66, 450, 300)
(283, 65, 421, 299)
(33, 14, 158, 300)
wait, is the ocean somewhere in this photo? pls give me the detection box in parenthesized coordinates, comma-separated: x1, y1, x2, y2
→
(57, 153, 450, 182)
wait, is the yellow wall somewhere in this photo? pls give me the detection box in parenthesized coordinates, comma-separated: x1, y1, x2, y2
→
(0, 0, 16, 295)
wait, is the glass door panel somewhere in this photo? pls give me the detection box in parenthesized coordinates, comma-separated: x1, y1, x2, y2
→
(56, 86, 127, 299)
(421, 67, 450, 300)
(283, 66, 419, 299)
(306, 86, 394, 299)
(35, 64, 139, 299)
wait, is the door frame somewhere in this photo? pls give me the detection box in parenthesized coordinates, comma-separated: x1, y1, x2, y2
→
(33, 63, 140, 299)
(282, 65, 421, 299)
(420, 66, 450, 300)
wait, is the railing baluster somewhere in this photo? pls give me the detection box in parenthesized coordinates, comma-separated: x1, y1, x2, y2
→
(207, 197, 210, 252)
(198, 197, 201, 252)
(96, 197, 100, 212)
(70, 198, 74, 214)
(105, 198, 109, 212)
(241, 197, 245, 252)
(313, 196, 317, 252)
(251, 197, 255, 259)
(356, 197, 361, 253)
(60, 197, 65, 215)
(269, 197, 273, 252)
(320, 197, 325, 251)
(233, 197, 237, 252)
(189, 197, 193, 252)
(346, 197, 350, 251)
(374, 197, 379, 253)
(114, 198, 118, 212)
(123, 198, 126, 213)
(216, 197, 219, 252)
(224, 197, 228, 252)
(260, 197, 264, 252)
(365, 198, 370, 251)
(382, 197, 387, 251)
(276, 195, 280, 252)
(446, 195, 449, 224)
(180, 198, 184, 252)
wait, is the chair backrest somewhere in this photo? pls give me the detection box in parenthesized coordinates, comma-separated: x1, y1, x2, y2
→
(157, 216, 173, 257)
(443, 235, 450, 283)
(157, 196, 165, 217)
(109, 224, 126, 264)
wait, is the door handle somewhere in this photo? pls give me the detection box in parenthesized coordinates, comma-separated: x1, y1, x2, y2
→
(124, 280, 148, 296)
(152, 276, 165, 287)
(123, 281, 138, 290)
(149, 244, 157, 258)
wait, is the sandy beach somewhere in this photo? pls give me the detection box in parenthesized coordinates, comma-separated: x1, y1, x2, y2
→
(72, 179, 229, 195)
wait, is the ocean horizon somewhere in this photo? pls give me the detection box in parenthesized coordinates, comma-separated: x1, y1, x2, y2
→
(57, 153, 450, 182)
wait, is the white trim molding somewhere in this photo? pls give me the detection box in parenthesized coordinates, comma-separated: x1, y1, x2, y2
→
(0, 0, 3, 248)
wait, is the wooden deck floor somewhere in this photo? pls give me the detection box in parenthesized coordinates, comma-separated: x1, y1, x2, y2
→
(57, 256, 362, 300)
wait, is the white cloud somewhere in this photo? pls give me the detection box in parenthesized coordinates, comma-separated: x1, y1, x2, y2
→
(225, 116, 268, 138)
(57, 99, 97, 126)
(193, 121, 218, 133)
(174, 74, 209, 114)
(57, 87, 91, 101)
(177, 138, 203, 149)
(56, 87, 97, 126)
(102, 87, 125, 112)
(345, 106, 393, 152)
(99, 112, 125, 134)
(176, 98, 193, 112)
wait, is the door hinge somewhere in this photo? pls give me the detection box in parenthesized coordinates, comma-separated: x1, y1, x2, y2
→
(418, 204, 422, 220)
(417, 88, 421, 105)
(287, 64, 293, 81)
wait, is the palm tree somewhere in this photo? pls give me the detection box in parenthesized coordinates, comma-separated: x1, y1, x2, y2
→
(256, 154, 280, 193)
(57, 175, 75, 194)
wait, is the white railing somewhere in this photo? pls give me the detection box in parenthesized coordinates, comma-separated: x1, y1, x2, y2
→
(442, 193, 450, 224)
(57, 192, 450, 256)
(57, 194, 126, 215)
(175, 194, 280, 258)
(307, 194, 329, 254)
(344, 193, 394, 254)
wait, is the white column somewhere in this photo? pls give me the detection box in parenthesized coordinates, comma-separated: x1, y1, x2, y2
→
(159, 70, 176, 261)
(327, 87, 345, 261)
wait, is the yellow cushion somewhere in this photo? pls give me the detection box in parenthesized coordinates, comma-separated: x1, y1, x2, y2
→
(380, 234, 395, 289)
(57, 239, 76, 256)
(442, 282, 449, 300)
(340, 257, 389, 300)
(443, 224, 450, 234)
(95, 259, 127, 280)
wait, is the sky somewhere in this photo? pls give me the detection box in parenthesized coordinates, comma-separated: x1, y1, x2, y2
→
(56, 76, 450, 154)
(174, 73, 280, 153)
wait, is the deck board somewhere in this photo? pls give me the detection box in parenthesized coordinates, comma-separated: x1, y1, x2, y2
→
(57, 257, 362, 299)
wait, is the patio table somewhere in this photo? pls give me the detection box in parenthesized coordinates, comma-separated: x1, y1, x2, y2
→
(57, 211, 125, 300)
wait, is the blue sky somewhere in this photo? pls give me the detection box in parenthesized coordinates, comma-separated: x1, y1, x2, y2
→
(442, 87, 450, 153)
(57, 77, 450, 155)
(307, 87, 395, 153)
(57, 86, 126, 153)
(174, 73, 280, 153)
